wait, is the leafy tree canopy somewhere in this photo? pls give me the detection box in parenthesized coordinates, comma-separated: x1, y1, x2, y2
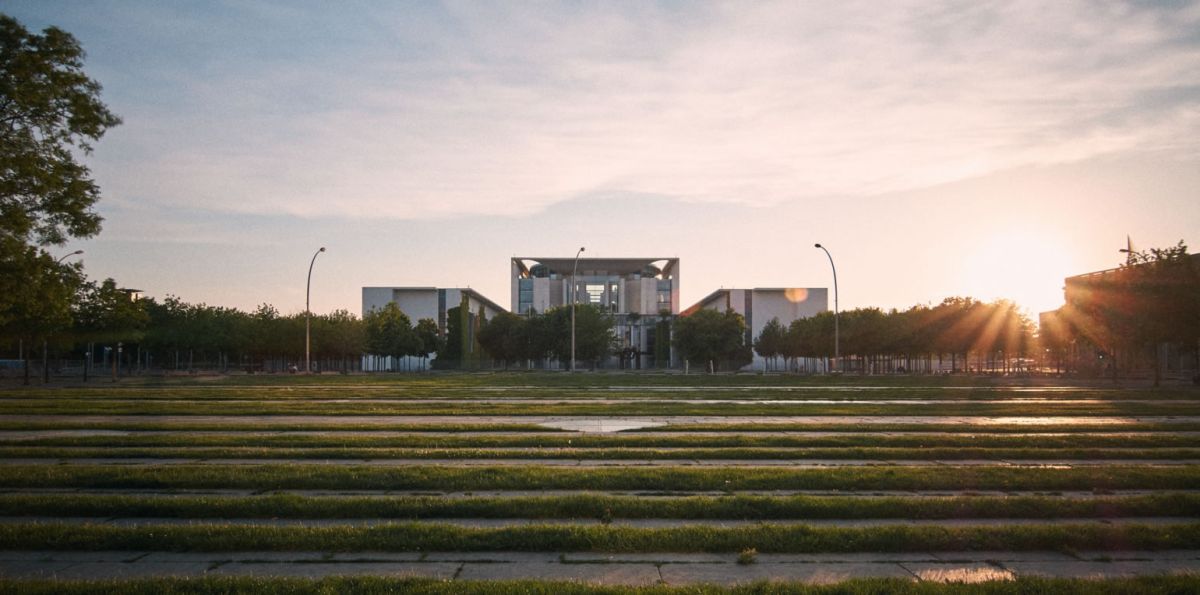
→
(1, 14, 121, 247)
(674, 308, 751, 370)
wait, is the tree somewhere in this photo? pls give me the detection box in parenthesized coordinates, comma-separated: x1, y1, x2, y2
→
(414, 318, 442, 370)
(754, 317, 785, 371)
(543, 304, 615, 368)
(316, 309, 366, 372)
(0, 240, 81, 382)
(72, 278, 148, 379)
(364, 303, 417, 371)
(436, 305, 466, 369)
(1, 14, 121, 247)
(478, 311, 525, 368)
(674, 309, 751, 372)
(74, 278, 148, 343)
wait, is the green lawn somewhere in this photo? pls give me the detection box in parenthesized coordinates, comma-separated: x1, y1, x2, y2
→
(4, 463, 1198, 491)
(1, 374, 1196, 590)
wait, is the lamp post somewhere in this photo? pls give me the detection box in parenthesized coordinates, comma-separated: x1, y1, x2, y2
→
(56, 250, 84, 264)
(43, 250, 84, 383)
(571, 246, 585, 372)
(814, 243, 839, 374)
(305, 247, 326, 375)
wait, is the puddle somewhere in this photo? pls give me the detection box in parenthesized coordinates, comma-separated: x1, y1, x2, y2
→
(537, 420, 667, 433)
(912, 565, 1015, 583)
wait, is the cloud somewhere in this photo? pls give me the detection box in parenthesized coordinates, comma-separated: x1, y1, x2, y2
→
(91, 0, 1200, 220)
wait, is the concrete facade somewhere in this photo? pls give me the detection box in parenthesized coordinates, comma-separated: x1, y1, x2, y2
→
(686, 287, 829, 370)
(362, 287, 506, 336)
(511, 257, 680, 316)
(511, 257, 681, 369)
(360, 287, 507, 370)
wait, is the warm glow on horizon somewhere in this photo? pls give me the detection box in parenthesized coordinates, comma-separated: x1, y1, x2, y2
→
(962, 229, 1082, 316)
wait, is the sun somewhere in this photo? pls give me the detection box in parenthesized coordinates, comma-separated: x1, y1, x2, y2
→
(962, 229, 1080, 316)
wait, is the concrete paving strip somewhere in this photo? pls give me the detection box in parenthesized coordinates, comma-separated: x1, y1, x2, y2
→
(4, 429, 1200, 440)
(8, 414, 1200, 426)
(13, 396, 1189, 404)
(16, 446, 1200, 458)
(1, 549, 1195, 583)
(4, 457, 1199, 467)
(8, 487, 1193, 498)
(2, 516, 1195, 529)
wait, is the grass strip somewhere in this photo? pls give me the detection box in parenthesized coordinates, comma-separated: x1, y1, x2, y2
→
(1, 521, 1197, 552)
(641, 422, 1200, 433)
(3, 492, 1197, 520)
(4, 446, 1200, 460)
(13, 432, 1199, 449)
(3, 464, 1197, 491)
(5, 421, 1200, 433)
(0, 422, 559, 433)
(6, 399, 1200, 416)
(4, 576, 1200, 595)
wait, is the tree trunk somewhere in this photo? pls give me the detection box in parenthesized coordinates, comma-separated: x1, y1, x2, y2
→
(1153, 344, 1161, 388)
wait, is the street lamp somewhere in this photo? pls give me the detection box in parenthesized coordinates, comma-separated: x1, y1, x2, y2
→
(56, 250, 83, 264)
(571, 246, 585, 372)
(814, 243, 839, 374)
(305, 247, 326, 375)
(42, 250, 85, 383)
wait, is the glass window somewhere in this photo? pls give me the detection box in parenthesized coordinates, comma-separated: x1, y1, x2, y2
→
(586, 284, 604, 304)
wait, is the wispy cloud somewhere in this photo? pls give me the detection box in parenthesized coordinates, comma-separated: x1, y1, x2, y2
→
(89, 0, 1200, 219)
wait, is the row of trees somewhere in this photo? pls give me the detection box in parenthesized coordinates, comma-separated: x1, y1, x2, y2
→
(754, 298, 1036, 374)
(3, 285, 454, 377)
(138, 299, 447, 373)
(476, 305, 615, 368)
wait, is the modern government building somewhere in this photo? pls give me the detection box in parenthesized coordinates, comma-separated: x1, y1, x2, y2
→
(363, 256, 827, 370)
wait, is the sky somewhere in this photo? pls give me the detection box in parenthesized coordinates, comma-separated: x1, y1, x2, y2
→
(9, 1, 1200, 319)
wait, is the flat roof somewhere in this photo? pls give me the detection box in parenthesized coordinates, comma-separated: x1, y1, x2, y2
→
(362, 286, 507, 314)
(513, 257, 678, 277)
(682, 287, 826, 316)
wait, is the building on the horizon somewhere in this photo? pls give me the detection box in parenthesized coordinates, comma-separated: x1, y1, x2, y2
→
(511, 257, 681, 369)
(360, 259, 832, 372)
(361, 287, 506, 370)
(684, 287, 829, 371)
(1039, 252, 1200, 379)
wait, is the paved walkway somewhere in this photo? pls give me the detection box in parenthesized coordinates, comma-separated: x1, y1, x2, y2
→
(9, 397, 1187, 404)
(4, 429, 1200, 440)
(9, 414, 1199, 426)
(2, 550, 1196, 584)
